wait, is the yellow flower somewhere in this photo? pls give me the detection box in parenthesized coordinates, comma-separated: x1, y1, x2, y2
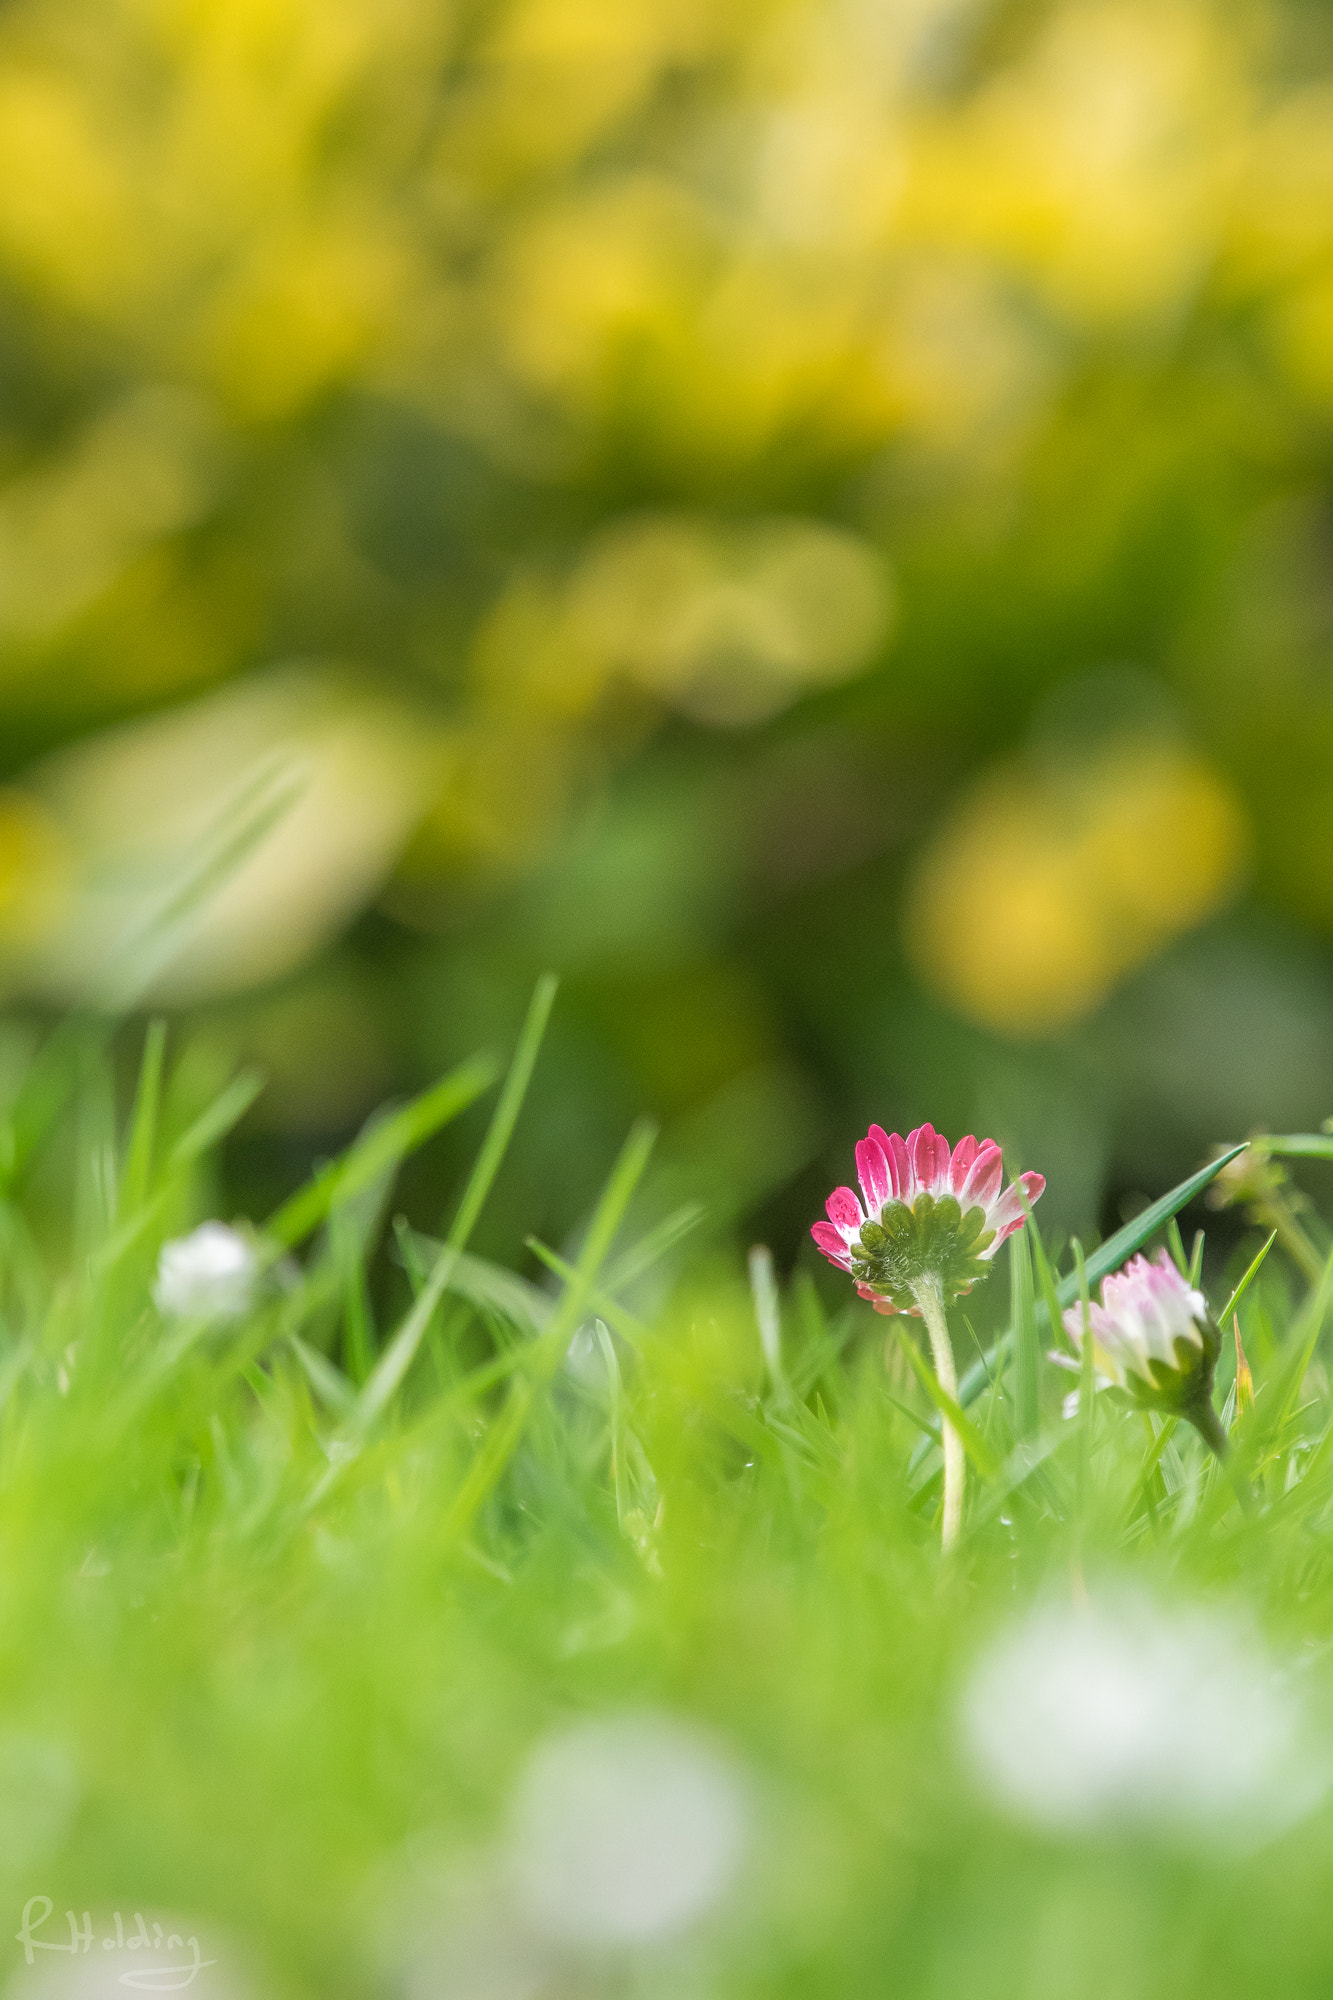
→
(906, 740, 1249, 1034)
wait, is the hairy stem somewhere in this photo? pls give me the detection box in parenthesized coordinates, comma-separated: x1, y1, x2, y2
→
(913, 1270, 964, 1551)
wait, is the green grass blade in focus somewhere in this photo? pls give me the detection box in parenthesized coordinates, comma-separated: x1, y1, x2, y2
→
(351, 974, 558, 1432)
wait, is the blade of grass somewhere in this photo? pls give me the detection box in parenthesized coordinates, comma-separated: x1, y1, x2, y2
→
(288, 1335, 355, 1416)
(265, 1052, 499, 1251)
(0, 1020, 113, 1193)
(1010, 1228, 1038, 1442)
(1250, 1239, 1333, 1461)
(1253, 1135, 1333, 1160)
(602, 1201, 705, 1293)
(523, 1237, 651, 1353)
(1217, 1229, 1278, 1328)
(1167, 1215, 1189, 1277)
(749, 1244, 790, 1407)
(120, 1020, 167, 1216)
(435, 1381, 536, 1546)
(529, 1119, 658, 1362)
(1073, 1236, 1095, 1510)
(98, 759, 304, 1013)
(433, 1117, 657, 1543)
(332, 1206, 376, 1385)
(168, 1069, 267, 1171)
(350, 975, 558, 1434)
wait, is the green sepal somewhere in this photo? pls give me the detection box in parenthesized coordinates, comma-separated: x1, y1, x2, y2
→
(850, 1193, 998, 1310)
(1116, 1317, 1222, 1422)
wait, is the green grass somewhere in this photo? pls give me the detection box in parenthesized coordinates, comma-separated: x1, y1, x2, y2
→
(1, 998, 1332, 1999)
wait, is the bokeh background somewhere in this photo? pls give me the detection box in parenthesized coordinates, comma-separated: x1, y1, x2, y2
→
(2, 0, 1333, 1274)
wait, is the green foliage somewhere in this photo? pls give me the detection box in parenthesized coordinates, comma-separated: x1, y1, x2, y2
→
(2, 1012, 1333, 1996)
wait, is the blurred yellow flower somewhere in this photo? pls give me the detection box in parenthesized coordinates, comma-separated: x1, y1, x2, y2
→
(192, 212, 414, 419)
(0, 389, 220, 648)
(0, 790, 70, 951)
(901, 2, 1240, 326)
(0, 0, 1323, 988)
(905, 742, 1249, 1034)
(0, 67, 142, 313)
(472, 514, 893, 731)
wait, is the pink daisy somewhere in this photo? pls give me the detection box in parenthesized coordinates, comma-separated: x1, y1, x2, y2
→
(811, 1122, 1045, 1315)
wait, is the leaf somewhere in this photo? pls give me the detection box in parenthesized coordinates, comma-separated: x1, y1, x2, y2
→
(168, 1069, 267, 1170)
(265, 1052, 499, 1251)
(1217, 1229, 1278, 1328)
(350, 974, 558, 1434)
(1253, 1134, 1333, 1161)
(120, 1020, 167, 1215)
(1009, 1227, 1038, 1442)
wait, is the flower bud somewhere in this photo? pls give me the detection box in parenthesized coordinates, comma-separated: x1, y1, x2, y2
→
(1056, 1249, 1220, 1423)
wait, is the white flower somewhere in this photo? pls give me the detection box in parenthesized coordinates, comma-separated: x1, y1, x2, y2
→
(959, 1591, 1324, 1847)
(1058, 1250, 1206, 1389)
(153, 1222, 258, 1323)
(1053, 1249, 1223, 1434)
(508, 1712, 750, 1949)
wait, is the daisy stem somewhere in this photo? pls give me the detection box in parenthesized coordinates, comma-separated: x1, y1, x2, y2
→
(1188, 1398, 1255, 1514)
(1190, 1399, 1230, 1461)
(913, 1270, 963, 1551)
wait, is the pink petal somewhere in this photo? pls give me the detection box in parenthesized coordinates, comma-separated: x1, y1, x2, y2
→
(986, 1184, 1029, 1242)
(949, 1134, 980, 1194)
(825, 1185, 864, 1231)
(961, 1142, 1003, 1210)
(876, 1126, 911, 1200)
(908, 1124, 942, 1193)
(855, 1134, 891, 1216)
(811, 1222, 853, 1269)
(988, 1174, 1044, 1247)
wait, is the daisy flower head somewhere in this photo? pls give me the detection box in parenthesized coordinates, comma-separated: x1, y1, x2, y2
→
(153, 1221, 259, 1324)
(1057, 1249, 1219, 1420)
(811, 1123, 1045, 1315)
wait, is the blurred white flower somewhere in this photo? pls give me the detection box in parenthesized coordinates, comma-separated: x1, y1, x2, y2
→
(7, 1909, 256, 2000)
(153, 1222, 258, 1323)
(959, 1591, 1325, 1846)
(400, 1869, 548, 2000)
(5, 665, 439, 1007)
(508, 1711, 750, 1948)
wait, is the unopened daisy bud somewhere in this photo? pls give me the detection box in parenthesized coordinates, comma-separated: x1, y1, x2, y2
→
(153, 1222, 258, 1324)
(1056, 1249, 1224, 1450)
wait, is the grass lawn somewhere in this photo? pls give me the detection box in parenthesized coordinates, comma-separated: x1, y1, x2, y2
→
(2, 986, 1331, 2000)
